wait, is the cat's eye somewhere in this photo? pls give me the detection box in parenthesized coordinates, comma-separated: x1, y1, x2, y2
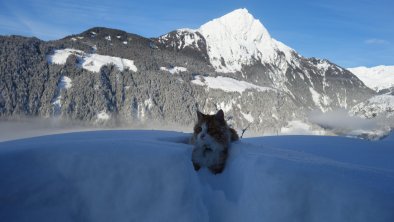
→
(195, 126, 202, 133)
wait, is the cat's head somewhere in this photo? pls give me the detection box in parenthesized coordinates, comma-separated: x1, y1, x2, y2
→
(193, 109, 229, 145)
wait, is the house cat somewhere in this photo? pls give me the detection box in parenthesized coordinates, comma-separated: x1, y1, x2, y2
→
(191, 109, 239, 174)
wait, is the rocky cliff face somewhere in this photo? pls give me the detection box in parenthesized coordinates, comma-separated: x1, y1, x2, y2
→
(0, 9, 376, 133)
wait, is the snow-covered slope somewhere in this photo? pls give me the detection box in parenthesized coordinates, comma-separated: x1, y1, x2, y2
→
(155, 9, 373, 115)
(160, 66, 187, 74)
(47, 48, 138, 73)
(351, 94, 394, 119)
(0, 130, 393, 222)
(198, 8, 295, 73)
(348, 65, 394, 91)
(52, 76, 73, 114)
(159, 28, 204, 51)
(159, 8, 295, 73)
(191, 75, 275, 93)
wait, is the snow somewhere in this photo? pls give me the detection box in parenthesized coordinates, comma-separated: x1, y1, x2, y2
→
(183, 32, 201, 48)
(144, 98, 154, 110)
(309, 87, 331, 112)
(159, 29, 202, 50)
(351, 94, 394, 118)
(59, 76, 72, 89)
(135, 99, 154, 120)
(310, 87, 321, 107)
(240, 111, 254, 122)
(218, 100, 236, 113)
(316, 60, 331, 73)
(0, 130, 393, 222)
(348, 65, 394, 91)
(160, 66, 187, 74)
(176, 29, 202, 49)
(159, 9, 295, 74)
(82, 53, 137, 73)
(337, 92, 348, 109)
(192, 75, 274, 93)
(369, 94, 394, 106)
(52, 76, 72, 111)
(48, 48, 78, 64)
(97, 111, 110, 120)
(197, 8, 295, 73)
(52, 97, 61, 108)
(47, 48, 138, 73)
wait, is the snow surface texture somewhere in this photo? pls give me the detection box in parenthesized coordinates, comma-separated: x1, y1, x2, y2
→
(52, 76, 72, 110)
(0, 130, 393, 222)
(351, 94, 394, 118)
(348, 65, 394, 91)
(159, 29, 203, 50)
(97, 111, 110, 121)
(47, 48, 138, 73)
(160, 66, 187, 74)
(191, 75, 274, 93)
(197, 8, 295, 73)
(240, 111, 254, 123)
(309, 87, 331, 112)
(58, 76, 72, 89)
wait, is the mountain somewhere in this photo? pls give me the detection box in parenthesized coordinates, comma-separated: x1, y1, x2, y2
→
(351, 94, 394, 117)
(350, 94, 394, 132)
(0, 9, 376, 134)
(159, 9, 294, 74)
(347, 65, 394, 131)
(348, 65, 394, 93)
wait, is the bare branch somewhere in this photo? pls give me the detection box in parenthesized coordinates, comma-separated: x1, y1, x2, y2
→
(240, 123, 252, 139)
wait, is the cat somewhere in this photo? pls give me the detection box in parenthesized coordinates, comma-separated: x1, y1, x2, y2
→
(191, 109, 239, 174)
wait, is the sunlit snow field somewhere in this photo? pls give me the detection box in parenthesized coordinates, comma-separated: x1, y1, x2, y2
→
(0, 128, 393, 222)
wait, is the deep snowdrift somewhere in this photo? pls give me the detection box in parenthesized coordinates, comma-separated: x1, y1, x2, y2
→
(0, 131, 393, 222)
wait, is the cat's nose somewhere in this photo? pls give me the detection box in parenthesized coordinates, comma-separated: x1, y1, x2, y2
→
(200, 134, 205, 139)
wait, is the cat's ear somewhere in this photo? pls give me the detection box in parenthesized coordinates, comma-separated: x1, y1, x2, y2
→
(197, 110, 203, 120)
(215, 109, 225, 123)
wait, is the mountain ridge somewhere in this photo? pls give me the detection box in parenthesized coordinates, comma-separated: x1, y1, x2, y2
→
(348, 65, 394, 92)
(0, 9, 383, 135)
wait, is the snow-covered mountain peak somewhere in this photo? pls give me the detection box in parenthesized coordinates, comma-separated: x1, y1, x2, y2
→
(199, 8, 271, 42)
(348, 65, 394, 91)
(197, 8, 295, 73)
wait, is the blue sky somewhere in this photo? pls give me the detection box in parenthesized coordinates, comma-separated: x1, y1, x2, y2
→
(0, 0, 393, 68)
